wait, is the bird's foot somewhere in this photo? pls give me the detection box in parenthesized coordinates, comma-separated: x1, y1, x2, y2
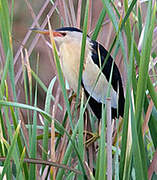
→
(68, 92, 77, 102)
(84, 131, 99, 147)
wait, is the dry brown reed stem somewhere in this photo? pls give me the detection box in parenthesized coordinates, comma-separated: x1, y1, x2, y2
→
(148, 148, 157, 180)
(51, 105, 56, 180)
(76, 0, 82, 28)
(14, 0, 59, 86)
(106, 97, 112, 180)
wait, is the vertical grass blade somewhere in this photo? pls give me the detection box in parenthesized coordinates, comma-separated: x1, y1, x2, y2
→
(29, 59, 39, 179)
(16, 147, 26, 179)
(98, 106, 106, 180)
(134, 2, 156, 178)
(75, 0, 89, 118)
(48, 21, 74, 130)
(0, 122, 21, 180)
(0, 0, 12, 54)
(130, 96, 145, 179)
(77, 91, 85, 180)
(56, 121, 87, 179)
(101, 0, 127, 66)
(10, 107, 29, 178)
(42, 77, 56, 161)
(135, 0, 155, 138)
(119, 27, 134, 179)
(91, 8, 106, 41)
(0, 50, 11, 96)
(0, 0, 17, 104)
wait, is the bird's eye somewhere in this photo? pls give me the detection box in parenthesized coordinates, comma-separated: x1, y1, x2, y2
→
(60, 32, 66, 36)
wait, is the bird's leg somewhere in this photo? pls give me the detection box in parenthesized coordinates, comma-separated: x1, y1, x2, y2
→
(68, 90, 100, 146)
(83, 110, 100, 147)
(68, 91, 77, 102)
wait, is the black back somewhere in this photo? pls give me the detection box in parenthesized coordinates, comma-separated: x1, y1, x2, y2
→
(55, 27, 82, 33)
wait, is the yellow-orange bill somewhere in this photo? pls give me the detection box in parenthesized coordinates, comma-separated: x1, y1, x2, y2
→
(30, 28, 63, 37)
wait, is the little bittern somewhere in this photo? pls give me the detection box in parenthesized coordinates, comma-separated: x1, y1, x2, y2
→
(32, 27, 125, 120)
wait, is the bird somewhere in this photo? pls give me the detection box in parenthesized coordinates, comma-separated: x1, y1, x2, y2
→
(32, 27, 125, 120)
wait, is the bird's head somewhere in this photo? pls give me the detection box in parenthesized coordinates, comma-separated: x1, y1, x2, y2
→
(31, 27, 85, 46)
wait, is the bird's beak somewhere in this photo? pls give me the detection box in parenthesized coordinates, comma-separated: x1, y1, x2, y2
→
(31, 28, 64, 37)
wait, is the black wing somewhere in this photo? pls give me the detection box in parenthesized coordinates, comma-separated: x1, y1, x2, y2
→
(82, 40, 125, 119)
